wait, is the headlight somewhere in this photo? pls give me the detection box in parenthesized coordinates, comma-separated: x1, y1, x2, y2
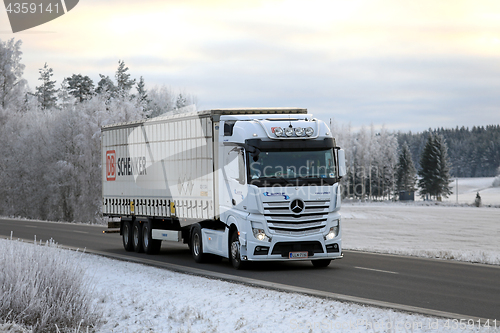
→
(305, 127, 314, 136)
(274, 127, 283, 137)
(252, 227, 271, 242)
(324, 225, 339, 240)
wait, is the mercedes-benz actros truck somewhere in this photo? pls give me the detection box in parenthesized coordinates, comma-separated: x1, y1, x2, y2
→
(102, 107, 346, 269)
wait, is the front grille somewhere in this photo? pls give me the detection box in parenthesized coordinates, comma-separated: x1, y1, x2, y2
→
(271, 241, 324, 257)
(264, 200, 329, 235)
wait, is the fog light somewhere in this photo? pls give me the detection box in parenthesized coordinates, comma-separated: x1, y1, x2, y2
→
(284, 127, 294, 137)
(274, 127, 283, 137)
(305, 127, 314, 136)
(326, 243, 339, 253)
(254, 246, 269, 255)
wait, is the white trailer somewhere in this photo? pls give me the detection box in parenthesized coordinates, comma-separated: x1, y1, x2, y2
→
(102, 108, 346, 269)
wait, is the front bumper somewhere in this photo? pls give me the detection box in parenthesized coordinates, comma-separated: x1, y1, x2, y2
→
(242, 233, 343, 261)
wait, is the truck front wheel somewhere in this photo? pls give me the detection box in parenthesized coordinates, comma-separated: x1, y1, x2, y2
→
(191, 224, 206, 263)
(132, 220, 144, 253)
(229, 231, 247, 270)
(122, 220, 134, 252)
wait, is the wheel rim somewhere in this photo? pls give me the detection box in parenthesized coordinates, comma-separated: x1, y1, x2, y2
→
(143, 225, 149, 249)
(193, 233, 200, 256)
(231, 239, 240, 262)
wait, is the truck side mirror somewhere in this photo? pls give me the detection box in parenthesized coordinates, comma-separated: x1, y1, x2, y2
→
(338, 149, 346, 178)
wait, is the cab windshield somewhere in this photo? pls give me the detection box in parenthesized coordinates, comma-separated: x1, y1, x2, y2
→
(248, 149, 338, 185)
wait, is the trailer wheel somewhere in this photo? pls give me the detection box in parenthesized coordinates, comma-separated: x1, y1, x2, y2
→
(191, 224, 206, 263)
(142, 221, 161, 255)
(311, 259, 331, 268)
(132, 220, 144, 253)
(229, 231, 247, 270)
(122, 220, 134, 252)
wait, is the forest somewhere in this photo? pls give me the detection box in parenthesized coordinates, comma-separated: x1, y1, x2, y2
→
(0, 38, 194, 223)
(397, 126, 500, 178)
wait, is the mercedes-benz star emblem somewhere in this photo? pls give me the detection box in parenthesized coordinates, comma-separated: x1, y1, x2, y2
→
(290, 199, 305, 214)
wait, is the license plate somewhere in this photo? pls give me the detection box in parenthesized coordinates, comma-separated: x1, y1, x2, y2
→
(289, 251, 308, 259)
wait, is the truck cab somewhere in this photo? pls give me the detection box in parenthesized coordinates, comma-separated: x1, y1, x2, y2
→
(214, 110, 346, 268)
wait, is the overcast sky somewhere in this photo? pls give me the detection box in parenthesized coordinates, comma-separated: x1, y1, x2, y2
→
(1, 0, 499, 132)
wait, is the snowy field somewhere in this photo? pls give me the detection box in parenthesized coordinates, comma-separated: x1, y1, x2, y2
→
(442, 177, 500, 206)
(1, 238, 498, 333)
(342, 204, 500, 265)
(342, 177, 500, 265)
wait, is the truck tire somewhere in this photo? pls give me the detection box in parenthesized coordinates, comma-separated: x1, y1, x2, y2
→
(132, 220, 144, 253)
(191, 224, 206, 263)
(122, 220, 134, 252)
(142, 220, 161, 255)
(229, 231, 247, 270)
(311, 259, 331, 268)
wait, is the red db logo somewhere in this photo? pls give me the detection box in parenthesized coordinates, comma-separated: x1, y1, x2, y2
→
(106, 150, 116, 181)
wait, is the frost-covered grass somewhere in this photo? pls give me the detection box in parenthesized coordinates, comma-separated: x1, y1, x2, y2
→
(0, 237, 101, 333)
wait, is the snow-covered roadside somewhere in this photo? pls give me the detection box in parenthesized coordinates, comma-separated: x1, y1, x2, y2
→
(342, 203, 500, 265)
(1, 239, 498, 333)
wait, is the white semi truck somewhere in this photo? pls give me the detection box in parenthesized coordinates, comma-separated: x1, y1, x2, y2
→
(102, 108, 346, 269)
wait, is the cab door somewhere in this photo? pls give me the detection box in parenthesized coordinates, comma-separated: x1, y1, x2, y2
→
(221, 146, 247, 210)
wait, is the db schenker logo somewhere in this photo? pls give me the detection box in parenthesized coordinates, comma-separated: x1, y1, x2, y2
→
(3, 0, 79, 33)
(106, 150, 116, 181)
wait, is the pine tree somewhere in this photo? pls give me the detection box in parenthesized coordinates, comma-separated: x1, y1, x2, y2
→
(136, 76, 148, 106)
(396, 142, 417, 192)
(66, 74, 94, 102)
(96, 74, 116, 99)
(418, 134, 452, 199)
(115, 60, 135, 98)
(35, 63, 58, 110)
(434, 134, 452, 198)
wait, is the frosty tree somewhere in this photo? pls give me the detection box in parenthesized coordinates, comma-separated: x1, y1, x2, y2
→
(115, 60, 135, 98)
(418, 134, 452, 200)
(136, 76, 148, 108)
(96, 74, 116, 98)
(396, 142, 417, 192)
(0, 38, 26, 109)
(176, 93, 187, 109)
(36, 63, 58, 110)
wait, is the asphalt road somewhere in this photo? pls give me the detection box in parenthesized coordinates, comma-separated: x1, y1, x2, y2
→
(1, 217, 499, 321)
